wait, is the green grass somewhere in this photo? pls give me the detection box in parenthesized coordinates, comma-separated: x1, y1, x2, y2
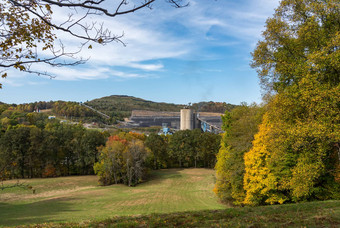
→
(0, 169, 225, 227)
(16, 200, 340, 228)
(1, 169, 339, 228)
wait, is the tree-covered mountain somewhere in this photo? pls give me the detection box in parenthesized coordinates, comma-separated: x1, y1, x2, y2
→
(192, 101, 237, 113)
(85, 95, 185, 119)
(85, 95, 237, 119)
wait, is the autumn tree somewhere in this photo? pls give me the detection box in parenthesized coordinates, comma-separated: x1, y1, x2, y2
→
(125, 140, 148, 186)
(93, 137, 126, 185)
(94, 132, 149, 186)
(242, 0, 340, 205)
(214, 104, 264, 205)
(0, 0, 188, 88)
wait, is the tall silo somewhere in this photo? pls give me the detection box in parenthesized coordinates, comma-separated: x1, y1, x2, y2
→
(180, 109, 194, 130)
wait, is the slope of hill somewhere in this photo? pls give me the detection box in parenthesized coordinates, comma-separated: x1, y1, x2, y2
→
(192, 101, 236, 113)
(85, 95, 184, 118)
(85, 95, 236, 119)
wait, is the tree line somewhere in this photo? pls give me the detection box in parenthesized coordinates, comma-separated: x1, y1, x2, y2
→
(0, 118, 107, 180)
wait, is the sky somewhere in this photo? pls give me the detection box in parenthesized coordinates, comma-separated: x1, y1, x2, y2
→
(0, 0, 280, 105)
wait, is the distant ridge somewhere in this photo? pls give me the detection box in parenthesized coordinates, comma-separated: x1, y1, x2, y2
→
(84, 95, 237, 118)
(85, 95, 185, 118)
(85, 95, 237, 118)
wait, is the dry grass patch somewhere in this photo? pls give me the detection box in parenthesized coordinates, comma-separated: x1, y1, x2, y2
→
(0, 186, 96, 202)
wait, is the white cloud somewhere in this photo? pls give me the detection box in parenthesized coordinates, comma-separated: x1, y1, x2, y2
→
(4, 0, 280, 83)
(30, 65, 146, 81)
(128, 63, 164, 71)
(47, 5, 191, 74)
(0, 77, 23, 87)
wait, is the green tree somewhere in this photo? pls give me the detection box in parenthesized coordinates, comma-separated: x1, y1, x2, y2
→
(0, 127, 31, 178)
(27, 127, 44, 178)
(251, 0, 339, 94)
(76, 130, 107, 174)
(190, 129, 202, 168)
(145, 133, 167, 169)
(168, 130, 194, 167)
(0, 110, 107, 179)
(199, 132, 221, 168)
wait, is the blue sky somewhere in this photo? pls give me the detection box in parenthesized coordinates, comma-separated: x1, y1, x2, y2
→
(0, 0, 280, 105)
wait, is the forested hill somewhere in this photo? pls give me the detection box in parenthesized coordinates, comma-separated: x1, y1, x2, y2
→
(85, 95, 185, 118)
(85, 95, 236, 118)
(192, 101, 236, 113)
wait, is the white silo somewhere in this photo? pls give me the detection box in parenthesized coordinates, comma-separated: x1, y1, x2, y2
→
(180, 109, 194, 130)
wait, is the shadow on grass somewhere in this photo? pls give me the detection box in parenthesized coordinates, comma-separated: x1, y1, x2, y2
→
(80, 200, 340, 228)
(140, 168, 184, 186)
(0, 197, 79, 227)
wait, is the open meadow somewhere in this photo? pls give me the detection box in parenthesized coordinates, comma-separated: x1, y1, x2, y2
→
(1, 169, 340, 227)
(0, 168, 225, 227)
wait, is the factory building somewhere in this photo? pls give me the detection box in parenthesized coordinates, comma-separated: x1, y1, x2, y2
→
(121, 109, 223, 134)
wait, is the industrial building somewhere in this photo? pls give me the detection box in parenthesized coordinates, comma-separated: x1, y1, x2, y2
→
(121, 109, 223, 133)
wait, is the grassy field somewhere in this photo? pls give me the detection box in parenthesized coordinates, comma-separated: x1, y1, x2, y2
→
(1, 169, 339, 227)
(0, 169, 225, 227)
(41, 200, 339, 227)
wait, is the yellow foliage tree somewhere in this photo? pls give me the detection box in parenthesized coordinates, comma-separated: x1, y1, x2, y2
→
(243, 113, 289, 205)
(242, 0, 340, 205)
(215, 104, 264, 205)
(243, 74, 340, 205)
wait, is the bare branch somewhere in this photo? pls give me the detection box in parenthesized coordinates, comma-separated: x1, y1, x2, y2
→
(39, 0, 157, 17)
(0, 0, 189, 81)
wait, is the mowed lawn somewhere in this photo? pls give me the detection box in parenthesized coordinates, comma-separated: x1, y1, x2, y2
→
(0, 168, 226, 227)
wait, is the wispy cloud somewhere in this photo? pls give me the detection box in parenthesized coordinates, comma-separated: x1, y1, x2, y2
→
(5, 0, 280, 83)
(128, 63, 164, 71)
(31, 65, 146, 81)
(0, 78, 23, 87)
